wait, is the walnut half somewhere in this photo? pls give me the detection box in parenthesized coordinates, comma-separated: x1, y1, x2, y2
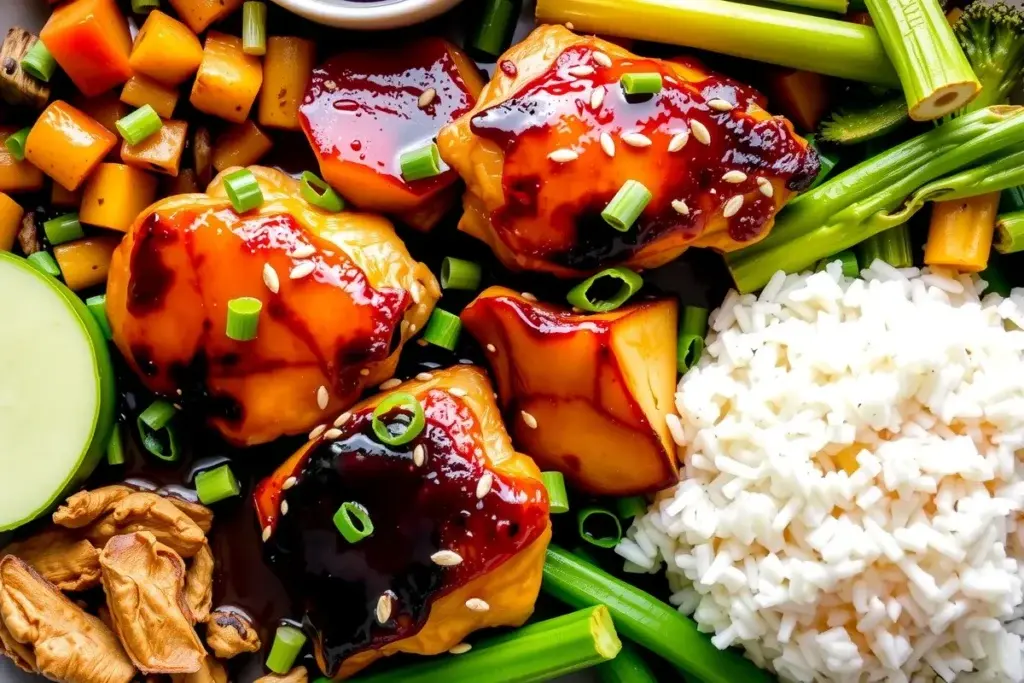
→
(205, 607, 261, 659)
(2, 528, 101, 592)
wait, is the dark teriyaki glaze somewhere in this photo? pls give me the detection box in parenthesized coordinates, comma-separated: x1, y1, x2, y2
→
(252, 390, 548, 676)
(470, 46, 819, 270)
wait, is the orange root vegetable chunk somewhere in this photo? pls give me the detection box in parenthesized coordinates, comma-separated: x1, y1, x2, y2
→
(0, 127, 45, 194)
(190, 32, 263, 124)
(765, 69, 831, 132)
(40, 0, 132, 97)
(129, 10, 203, 87)
(299, 38, 484, 230)
(462, 287, 679, 495)
(80, 163, 158, 232)
(211, 121, 273, 172)
(161, 168, 200, 196)
(168, 0, 244, 34)
(120, 75, 179, 119)
(54, 234, 121, 291)
(72, 91, 128, 138)
(0, 193, 24, 251)
(122, 120, 188, 177)
(51, 182, 82, 208)
(259, 36, 316, 131)
(25, 101, 117, 191)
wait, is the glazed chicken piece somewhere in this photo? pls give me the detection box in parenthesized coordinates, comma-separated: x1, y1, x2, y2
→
(254, 365, 550, 679)
(106, 166, 439, 445)
(299, 38, 485, 231)
(438, 25, 819, 276)
(462, 287, 678, 495)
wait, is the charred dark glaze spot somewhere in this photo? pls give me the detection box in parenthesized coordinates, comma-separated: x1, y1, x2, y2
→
(131, 345, 159, 377)
(127, 214, 180, 316)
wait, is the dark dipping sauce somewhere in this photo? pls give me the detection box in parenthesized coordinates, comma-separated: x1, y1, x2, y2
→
(252, 389, 548, 676)
(469, 45, 820, 270)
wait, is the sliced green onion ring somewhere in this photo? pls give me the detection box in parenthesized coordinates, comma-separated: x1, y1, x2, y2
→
(27, 251, 60, 278)
(4, 128, 30, 161)
(106, 425, 125, 466)
(620, 72, 663, 95)
(195, 464, 241, 505)
(137, 399, 180, 462)
(400, 143, 443, 182)
(85, 294, 113, 340)
(440, 257, 482, 291)
(577, 506, 623, 549)
(20, 39, 57, 82)
(616, 496, 647, 520)
(266, 625, 307, 675)
(422, 308, 462, 351)
(242, 1, 267, 56)
(116, 105, 163, 146)
(677, 305, 709, 374)
(541, 471, 569, 514)
(371, 392, 426, 446)
(567, 267, 643, 313)
(333, 501, 374, 543)
(43, 213, 83, 246)
(226, 297, 262, 341)
(601, 180, 651, 232)
(299, 171, 345, 212)
(223, 168, 264, 213)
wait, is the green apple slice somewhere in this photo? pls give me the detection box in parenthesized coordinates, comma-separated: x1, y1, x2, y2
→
(0, 251, 116, 531)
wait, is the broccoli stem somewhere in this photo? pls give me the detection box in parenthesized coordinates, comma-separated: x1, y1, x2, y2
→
(727, 106, 1024, 292)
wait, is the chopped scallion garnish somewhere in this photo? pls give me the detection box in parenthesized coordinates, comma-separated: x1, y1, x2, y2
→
(85, 294, 113, 340)
(400, 143, 443, 182)
(130, 0, 160, 13)
(27, 251, 60, 278)
(333, 501, 374, 543)
(137, 399, 180, 462)
(195, 464, 241, 505)
(266, 625, 307, 675)
(616, 496, 647, 521)
(223, 168, 264, 213)
(577, 507, 622, 549)
(541, 471, 569, 514)
(470, 0, 519, 58)
(440, 257, 482, 291)
(620, 72, 663, 95)
(106, 426, 125, 466)
(996, 211, 1024, 255)
(225, 297, 262, 341)
(601, 180, 651, 232)
(20, 39, 57, 82)
(566, 267, 643, 313)
(43, 213, 83, 246)
(371, 392, 426, 446)
(4, 128, 30, 161)
(116, 105, 163, 146)
(242, 1, 268, 56)
(422, 308, 462, 351)
(677, 305, 708, 374)
(299, 171, 345, 212)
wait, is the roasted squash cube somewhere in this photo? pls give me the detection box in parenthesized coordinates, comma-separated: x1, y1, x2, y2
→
(258, 37, 316, 131)
(190, 32, 263, 124)
(24, 101, 116, 191)
(167, 0, 244, 34)
(120, 75, 179, 119)
(0, 127, 45, 194)
(40, 0, 132, 97)
(211, 121, 272, 172)
(122, 120, 188, 177)
(54, 234, 121, 291)
(80, 163, 158, 232)
(129, 10, 203, 87)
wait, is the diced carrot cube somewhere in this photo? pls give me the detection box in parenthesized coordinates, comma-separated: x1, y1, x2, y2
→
(40, 0, 132, 97)
(24, 101, 117, 191)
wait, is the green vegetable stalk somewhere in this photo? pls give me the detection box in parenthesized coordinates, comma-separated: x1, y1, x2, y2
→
(597, 641, 659, 683)
(995, 211, 1024, 254)
(819, 95, 909, 145)
(727, 105, 1024, 293)
(858, 224, 913, 268)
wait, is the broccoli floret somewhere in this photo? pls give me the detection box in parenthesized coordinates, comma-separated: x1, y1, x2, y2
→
(955, 1, 1024, 110)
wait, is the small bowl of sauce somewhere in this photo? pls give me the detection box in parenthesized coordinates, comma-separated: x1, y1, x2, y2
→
(270, 0, 464, 29)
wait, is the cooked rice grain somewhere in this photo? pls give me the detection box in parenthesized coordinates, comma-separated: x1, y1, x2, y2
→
(620, 261, 1024, 683)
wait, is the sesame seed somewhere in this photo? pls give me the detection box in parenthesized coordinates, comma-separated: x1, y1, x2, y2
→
(723, 195, 745, 218)
(593, 52, 612, 67)
(360, 368, 370, 376)
(309, 424, 326, 440)
(671, 199, 690, 215)
(668, 131, 689, 153)
(565, 21, 574, 29)
(568, 65, 595, 77)
(449, 643, 472, 655)
(522, 292, 538, 301)
(418, 88, 436, 109)
(722, 170, 747, 184)
(324, 428, 342, 440)
(548, 148, 579, 163)
(486, 344, 497, 353)
(707, 98, 734, 112)
(413, 444, 426, 467)
(289, 244, 316, 259)
(317, 385, 329, 410)
(476, 472, 493, 499)
(262, 263, 280, 294)
(290, 261, 315, 280)
(465, 598, 490, 612)
(283, 476, 297, 490)
(334, 412, 352, 428)
(600, 132, 615, 158)
(690, 120, 711, 145)
(590, 87, 605, 110)
(409, 324, 418, 333)
(757, 177, 774, 198)
(280, 500, 289, 516)
(521, 411, 538, 429)
(262, 527, 272, 542)
(416, 372, 433, 381)
(622, 132, 652, 148)
(379, 378, 402, 391)
(376, 593, 392, 624)
(324, 80, 337, 92)
(431, 550, 464, 566)
(450, 388, 467, 397)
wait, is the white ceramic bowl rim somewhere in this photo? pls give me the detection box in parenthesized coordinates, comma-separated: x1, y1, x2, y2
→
(271, 0, 463, 27)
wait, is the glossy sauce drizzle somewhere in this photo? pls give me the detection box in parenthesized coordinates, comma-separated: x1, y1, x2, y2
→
(470, 46, 819, 270)
(253, 390, 548, 676)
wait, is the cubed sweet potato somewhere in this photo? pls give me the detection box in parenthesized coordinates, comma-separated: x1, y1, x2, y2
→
(190, 32, 263, 124)
(129, 10, 203, 87)
(120, 75, 179, 119)
(24, 101, 116, 191)
(122, 120, 188, 177)
(40, 0, 132, 97)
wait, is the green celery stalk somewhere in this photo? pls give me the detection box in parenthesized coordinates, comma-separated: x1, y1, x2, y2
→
(354, 606, 620, 683)
(543, 545, 772, 683)
(597, 641, 659, 683)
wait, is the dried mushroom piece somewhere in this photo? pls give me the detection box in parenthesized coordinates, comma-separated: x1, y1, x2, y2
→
(88, 492, 206, 558)
(0, 614, 36, 673)
(170, 656, 227, 683)
(2, 528, 101, 592)
(100, 532, 206, 675)
(165, 497, 214, 534)
(16, 213, 41, 256)
(184, 543, 213, 623)
(254, 667, 308, 683)
(205, 607, 260, 659)
(0, 28, 50, 109)
(53, 485, 135, 529)
(0, 556, 135, 683)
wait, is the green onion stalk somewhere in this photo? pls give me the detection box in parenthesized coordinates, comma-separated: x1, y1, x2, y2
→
(543, 545, 772, 683)
(597, 640, 659, 683)
(354, 606, 621, 682)
(727, 105, 1024, 293)
(995, 211, 1024, 254)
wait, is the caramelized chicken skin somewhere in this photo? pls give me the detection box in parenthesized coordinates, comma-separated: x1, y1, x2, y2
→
(254, 366, 550, 679)
(299, 39, 485, 231)
(106, 166, 439, 445)
(462, 287, 679, 495)
(438, 26, 819, 276)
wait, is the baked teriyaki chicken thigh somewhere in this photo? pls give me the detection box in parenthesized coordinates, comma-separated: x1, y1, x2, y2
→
(438, 25, 819, 276)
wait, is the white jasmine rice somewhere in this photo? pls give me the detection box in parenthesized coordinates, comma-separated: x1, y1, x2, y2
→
(619, 261, 1024, 683)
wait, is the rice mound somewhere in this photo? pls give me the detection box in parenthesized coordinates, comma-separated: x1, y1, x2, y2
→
(618, 261, 1024, 683)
